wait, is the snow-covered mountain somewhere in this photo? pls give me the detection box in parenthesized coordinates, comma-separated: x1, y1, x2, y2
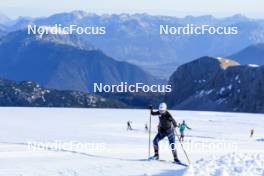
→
(0, 12, 10, 25)
(166, 56, 264, 113)
(5, 11, 264, 78)
(0, 30, 160, 92)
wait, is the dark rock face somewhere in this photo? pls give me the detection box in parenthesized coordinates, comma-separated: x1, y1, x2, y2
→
(166, 56, 239, 106)
(166, 56, 264, 113)
(0, 78, 124, 108)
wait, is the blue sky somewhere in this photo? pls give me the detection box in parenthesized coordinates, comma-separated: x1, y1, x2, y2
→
(0, 0, 263, 19)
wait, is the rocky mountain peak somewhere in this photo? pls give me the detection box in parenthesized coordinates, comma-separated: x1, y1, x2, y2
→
(166, 56, 264, 113)
(216, 57, 240, 69)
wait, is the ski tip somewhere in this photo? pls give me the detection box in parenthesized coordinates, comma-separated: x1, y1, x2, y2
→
(148, 156, 159, 160)
(173, 161, 189, 167)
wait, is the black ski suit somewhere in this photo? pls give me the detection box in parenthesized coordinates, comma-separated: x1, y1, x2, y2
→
(151, 110, 178, 158)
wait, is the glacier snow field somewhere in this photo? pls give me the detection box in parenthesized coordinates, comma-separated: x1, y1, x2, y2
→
(0, 107, 263, 176)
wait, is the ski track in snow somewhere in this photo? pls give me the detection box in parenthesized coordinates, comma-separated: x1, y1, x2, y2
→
(0, 108, 263, 176)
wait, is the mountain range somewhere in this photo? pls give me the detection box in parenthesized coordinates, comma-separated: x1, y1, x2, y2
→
(0, 37, 264, 112)
(2, 55, 264, 113)
(0, 30, 159, 92)
(2, 11, 264, 78)
(1, 11, 264, 112)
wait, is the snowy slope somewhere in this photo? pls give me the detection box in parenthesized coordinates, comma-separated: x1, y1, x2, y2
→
(185, 153, 264, 176)
(0, 108, 263, 176)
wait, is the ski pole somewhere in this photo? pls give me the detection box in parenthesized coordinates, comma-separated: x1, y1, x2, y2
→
(175, 129, 191, 164)
(148, 110, 152, 158)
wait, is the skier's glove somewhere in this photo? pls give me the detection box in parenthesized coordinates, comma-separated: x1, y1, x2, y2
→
(148, 105, 153, 110)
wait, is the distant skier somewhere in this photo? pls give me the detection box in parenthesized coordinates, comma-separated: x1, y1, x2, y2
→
(250, 129, 254, 138)
(145, 123, 148, 132)
(127, 121, 132, 130)
(149, 102, 180, 163)
(178, 120, 192, 142)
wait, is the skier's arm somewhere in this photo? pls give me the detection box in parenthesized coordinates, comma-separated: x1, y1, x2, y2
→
(151, 109, 160, 115)
(149, 105, 160, 116)
(168, 113, 177, 128)
(186, 125, 192, 130)
(172, 118, 177, 128)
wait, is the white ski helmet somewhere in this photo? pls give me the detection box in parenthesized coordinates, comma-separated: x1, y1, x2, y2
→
(159, 102, 167, 113)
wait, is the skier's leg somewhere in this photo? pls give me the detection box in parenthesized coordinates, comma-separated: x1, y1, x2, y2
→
(153, 132, 166, 158)
(167, 131, 179, 161)
(180, 133, 184, 142)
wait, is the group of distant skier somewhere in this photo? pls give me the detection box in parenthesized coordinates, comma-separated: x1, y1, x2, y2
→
(126, 102, 256, 164)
